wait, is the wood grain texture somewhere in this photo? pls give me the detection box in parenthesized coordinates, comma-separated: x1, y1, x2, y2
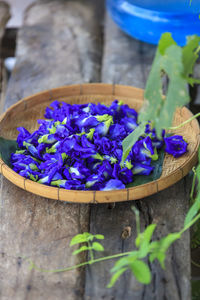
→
(84, 15, 192, 300)
(0, 0, 103, 299)
(5, 0, 103, 110)
(0, 84, 198, 203)
(0, 1, 10, 42)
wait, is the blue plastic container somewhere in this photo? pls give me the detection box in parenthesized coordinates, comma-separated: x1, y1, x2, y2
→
(107, 0, 200, 45)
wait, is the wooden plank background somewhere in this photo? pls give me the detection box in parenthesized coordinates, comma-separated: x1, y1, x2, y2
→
(0, 1, 191, 299)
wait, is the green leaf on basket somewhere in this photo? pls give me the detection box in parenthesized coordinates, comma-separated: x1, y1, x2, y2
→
(126, 148, 165, 188)
(121, 123, 146, 166)
(0, 137, 18, 167)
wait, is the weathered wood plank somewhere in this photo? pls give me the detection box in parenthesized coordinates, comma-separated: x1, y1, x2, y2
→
(0, 1, 10, 43)
(0, 1, 103, 299)
(85, 15, 191, 300)
(5, 0, 103, 110)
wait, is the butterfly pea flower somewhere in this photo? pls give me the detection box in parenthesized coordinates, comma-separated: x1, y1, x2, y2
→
(102, 179, 125, 191)
(112, 163, 134, 184)
(113, 148, 123, 161)
(98, 161, 113, 179)
(86, 128, 95, 140)
(164, 135, 187, 158)
(119, 117, 138, 133)
(104, 155, 118, 164)
(81, 135, 96, 150)
(95, 116, 113, 136)
(23, 141, 39, 158)
(87, 103, 112, 116)
(132, 163, 154, 175)
(145, 124, 165, 149)
(75, 114, 99, 129)
(85, 173, 104, 188)
(69, 162, 90, 180)
(94, 136, 114, 155)
(109, 100, 123, 113)
(42, 171, 63, 183)
(17, 127, 31, 147)
(132, 136, 157, 162)
(108, 124, 127, 140)
(53, 124, 70, 140)
(91, 153, 104, 161)
(51, 179, 67, 188)
(38, 134, 57, 145)
(120, 104, 138, 119)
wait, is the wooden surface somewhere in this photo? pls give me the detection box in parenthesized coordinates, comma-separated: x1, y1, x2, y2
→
(0, 1, 192, 299)
(0, 1, 10, 42)
(0, 84, 199, 203)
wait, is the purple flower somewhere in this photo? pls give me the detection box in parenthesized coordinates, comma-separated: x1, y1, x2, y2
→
(112, 163, 133, 184)
(17, 127, 31, 147)
(132, 136, 157, 162)
(102, 179, 125, 191)
(164, 135, 187, 158)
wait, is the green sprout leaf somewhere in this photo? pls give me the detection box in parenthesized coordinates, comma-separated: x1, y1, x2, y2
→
(136, 224, 157, 258)
(107, 267, 128, 288)
(72, 245, 89, 255)
(94, 234, 104, 240)
(70, 232, 93, 246)
(92, 242, 104, 252)
(129, 260, 151, 284)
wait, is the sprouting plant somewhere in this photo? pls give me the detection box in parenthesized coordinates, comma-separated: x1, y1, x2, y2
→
(122, 33, 200, 164)
(26, 166, 200, 287)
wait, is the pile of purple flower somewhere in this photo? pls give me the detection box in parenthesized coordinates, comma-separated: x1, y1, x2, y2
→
(11, 100, 188, 191)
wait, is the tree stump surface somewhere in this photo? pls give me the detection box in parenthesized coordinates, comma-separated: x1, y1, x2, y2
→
(0, 1, 191, 300)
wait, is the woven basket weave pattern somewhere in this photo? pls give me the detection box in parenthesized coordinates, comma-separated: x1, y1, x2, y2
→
(0, 83, 199, 203)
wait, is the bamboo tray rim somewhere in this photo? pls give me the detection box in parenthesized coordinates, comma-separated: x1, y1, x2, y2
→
(0, 83, 199, 203)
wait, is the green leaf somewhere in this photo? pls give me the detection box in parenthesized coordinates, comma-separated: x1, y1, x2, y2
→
(138, 33, 190, 138)
(0, 137, 18, 167)
(94, 234, 104, 240)
(184, 192, 200, 227)
(72, 245, 89, 255)
(107, 267, 127, 288)
(92, 242, 104, 252)
(149, 251, 166, 269)
(111, 252, 138, 273)
(70, 232, 92, 246)
(129, 260, 151, 284)
(158, 32, 176, 55)
(121, 123, 146, 165)
(159, 232, 181, 251)
(136, 224, 157, 258)
(182, 35, 200, 80)
(126, 148, 165, 188)
(149, 232, 181, 268)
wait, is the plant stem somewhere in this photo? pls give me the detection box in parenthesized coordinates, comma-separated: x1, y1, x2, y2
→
(132, 206, 140, 236)
(195, 45, 200, 55)
(191, 259, 200, 268)
(88, 241, 94, 263)
(27, 251, 132, 273)
(181, 212, 200, 234)
(190, 167, 197, 202)
(167, 112, 200, 131)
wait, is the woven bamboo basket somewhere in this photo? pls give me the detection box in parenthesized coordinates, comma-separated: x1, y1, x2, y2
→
(0, 83, 199, 203)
